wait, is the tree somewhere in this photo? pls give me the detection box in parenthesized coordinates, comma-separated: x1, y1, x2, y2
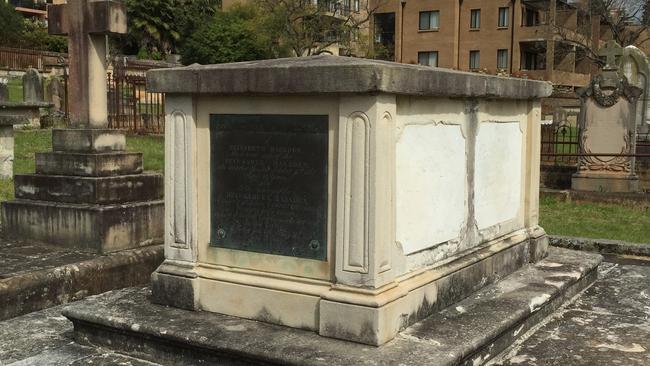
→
(21, 19, 68, 53)
(180, 9, 271, 65)
(115, 0, 222, 59)
(554, 0, 649, 66)
(121, 0, 180, 58)
(253, 0, 384, 57)
(0, 2, 26, 47)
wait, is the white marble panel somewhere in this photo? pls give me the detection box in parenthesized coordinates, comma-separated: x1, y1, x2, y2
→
(475, 122, 522, 230)
(396, 124, 466, 254)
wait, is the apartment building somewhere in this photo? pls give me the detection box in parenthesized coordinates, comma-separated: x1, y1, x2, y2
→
(371, 0, 610, 116)
(4, 0, 65, 19)
(372, 0, 598, 88)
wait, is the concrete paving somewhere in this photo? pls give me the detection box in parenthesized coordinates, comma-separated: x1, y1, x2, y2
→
(0, 255, 647, 366)
(493, 259, 650, 366)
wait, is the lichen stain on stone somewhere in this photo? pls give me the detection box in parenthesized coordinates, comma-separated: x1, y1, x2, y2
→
(593, 343, 646, 353)
(323, 320, 378, 345)
(528, 294, 551, 313)
(254, 307, 283, 326)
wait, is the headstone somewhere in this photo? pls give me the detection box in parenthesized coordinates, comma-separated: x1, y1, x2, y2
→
(572, 41, 643, 193)
(0, 81, 8, 102)
(621, 45, 650, 134)
(46, 76, 64, 112)
(147, 56, 553, 346)
(22, 68, 44, 103)
(1, 1, 164, 254)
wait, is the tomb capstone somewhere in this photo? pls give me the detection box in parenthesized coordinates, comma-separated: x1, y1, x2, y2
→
(572, 41, 643, 192)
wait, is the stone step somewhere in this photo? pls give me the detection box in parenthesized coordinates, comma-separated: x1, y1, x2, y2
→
(0, 240, 162, 321)
(0, 199, 164, 254)
(14, 173, 163, 204)
(59, 248, 601, 366)
(52, 129, 126, 153)
(35, 151, 143, 177)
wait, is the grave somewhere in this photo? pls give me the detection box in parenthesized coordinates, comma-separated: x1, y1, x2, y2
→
(0, 0, 163, 253)
(572, 41, 643, 193)
(60, 57, 603, 364)
(0, 82, 50, 179)
(621, 45, 650, 134)
(22, 68, 46, 128)
(139, 56, 558, 346)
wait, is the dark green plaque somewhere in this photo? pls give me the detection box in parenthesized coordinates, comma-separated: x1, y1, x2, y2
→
(210, 114, 328, 261)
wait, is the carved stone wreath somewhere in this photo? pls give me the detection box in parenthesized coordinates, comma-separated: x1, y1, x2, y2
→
(591, 74, 623, 107)
(582, 74, 641, 108)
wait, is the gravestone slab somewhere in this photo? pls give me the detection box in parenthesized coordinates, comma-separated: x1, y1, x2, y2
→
(573, 41, 643, 193)
(23, 68, 44, 103)
(46, 76, 65, 112)
(210, 114, 328, 260)
(621, 46, 650, 134)
(0, 82, 8, 102)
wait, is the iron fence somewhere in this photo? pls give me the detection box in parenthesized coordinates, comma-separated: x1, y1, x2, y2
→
(107, 72, 165, 134)
(541, 123, 650, 168)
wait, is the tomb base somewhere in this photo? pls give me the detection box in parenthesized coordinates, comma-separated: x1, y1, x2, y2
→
(571, 173, 640, 193)
(152, 229, 549, 346)
(1, 128, 164, 254)
(1, 199, 163, 253)
(63, 248, 601, 365)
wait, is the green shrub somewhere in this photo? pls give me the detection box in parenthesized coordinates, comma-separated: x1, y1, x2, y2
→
(180, 11, 270, 65)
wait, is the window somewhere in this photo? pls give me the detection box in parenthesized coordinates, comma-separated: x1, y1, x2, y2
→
(498, 7, 509, 28)
(497, 49, 509, 70)
(353, 0, 360, 12)
(418, 51, 439, 67)
(469, 51, 480, 69)
(470, 9, 481, 29)
(419, 11, 440, 31)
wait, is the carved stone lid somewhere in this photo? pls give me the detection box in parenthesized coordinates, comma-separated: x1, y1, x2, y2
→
(147, 55, 552, 100)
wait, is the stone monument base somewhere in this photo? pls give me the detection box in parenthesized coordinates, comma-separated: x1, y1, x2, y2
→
(151, 227, 550, 346)
(572, 173, 640, 193)
(0, 128, 164, 254)
(62, 248, 601, 365)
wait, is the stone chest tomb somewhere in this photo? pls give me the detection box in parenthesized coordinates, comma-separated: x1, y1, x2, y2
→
(148, 56, 552, 346)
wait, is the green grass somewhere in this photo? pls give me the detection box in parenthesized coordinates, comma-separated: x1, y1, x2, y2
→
(126, 134, 165, 172)
(0, 130, 164, 202)
(540, 196, 650, 244)
(7, 78, 23, 102)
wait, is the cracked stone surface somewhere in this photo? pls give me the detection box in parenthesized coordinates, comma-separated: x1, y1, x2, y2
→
(0, 253, 647, 366)
(494, 260, 650, 366)
(0, 240, 98, 279)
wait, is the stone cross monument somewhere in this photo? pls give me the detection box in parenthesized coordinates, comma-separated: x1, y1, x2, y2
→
(48, 0, 126, 127)
(572, 41, 643, 192)
(0, 0, 163, 253)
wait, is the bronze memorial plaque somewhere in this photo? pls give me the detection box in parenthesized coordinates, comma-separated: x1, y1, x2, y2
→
(210, 114, 328, 260)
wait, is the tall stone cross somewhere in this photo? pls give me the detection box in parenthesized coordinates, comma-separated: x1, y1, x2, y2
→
(599, 40, 623, 71)
(48, 1, 127, 128)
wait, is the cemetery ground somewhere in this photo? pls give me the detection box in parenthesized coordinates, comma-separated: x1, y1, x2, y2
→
(0, 250, 647, 365)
